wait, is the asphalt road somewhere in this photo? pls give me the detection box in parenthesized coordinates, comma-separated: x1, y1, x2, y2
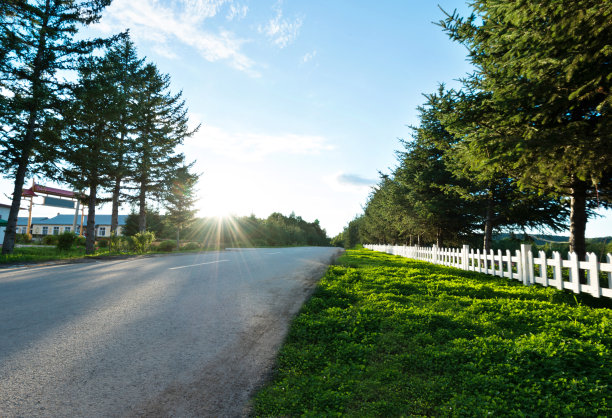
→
(0, 246, 341, 417)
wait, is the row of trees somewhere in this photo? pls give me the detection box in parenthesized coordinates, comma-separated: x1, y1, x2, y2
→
(121, 211, 330, 248)
(337, 0, 611, 260)
(1, 1, 199, 254)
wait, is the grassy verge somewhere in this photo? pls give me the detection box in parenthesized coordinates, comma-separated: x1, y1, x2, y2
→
(0, 245, 211, 265)
(253, 249, 612, 416)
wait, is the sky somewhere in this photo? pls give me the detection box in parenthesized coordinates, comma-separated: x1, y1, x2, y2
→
(1, 0, 611, 238)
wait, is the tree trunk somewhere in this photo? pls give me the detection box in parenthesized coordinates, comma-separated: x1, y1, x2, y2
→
(2, 159, 29, 254)
(138, 182, 146, 232)
(483, 197, 494, 252)
(85, 184, 97, 254)
(436, 228, 442, 247)
(110, 177, 121, 234)
(569, 179, 588, 262)
(2, 3, 48, 254)
(176, 228, 180, 250)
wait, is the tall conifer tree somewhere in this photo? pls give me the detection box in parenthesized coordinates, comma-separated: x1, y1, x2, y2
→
(62, 56, 121, 254)
(0, 0, 112, 254)
(129, 63, 198, 232)
(440, 0, 612, 259)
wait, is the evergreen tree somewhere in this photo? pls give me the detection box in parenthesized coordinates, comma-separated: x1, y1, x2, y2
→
(427, 87, 570, 251)
(129, 63, 198, 232)
(62, 56, 120, 254)
(0, 0, 112, 254)
(439, 0, 612, 259)
(101, 34, 144, 238)
(164, 164, 199, 249)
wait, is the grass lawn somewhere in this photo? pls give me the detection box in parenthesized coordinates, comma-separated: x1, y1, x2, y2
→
(253, 249, 612, 416)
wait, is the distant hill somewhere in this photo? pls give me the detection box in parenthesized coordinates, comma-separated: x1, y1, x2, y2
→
(493, 233, 611, 245)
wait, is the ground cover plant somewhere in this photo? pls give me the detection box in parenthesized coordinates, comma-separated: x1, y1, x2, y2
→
(254, 249, 612, 416)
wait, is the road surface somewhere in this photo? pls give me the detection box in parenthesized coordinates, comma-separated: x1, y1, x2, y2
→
(0, 247, 341, 417)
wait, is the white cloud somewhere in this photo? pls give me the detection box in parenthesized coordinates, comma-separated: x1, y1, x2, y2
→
(259, 3, 303, 48)
(185, 124, 334, 162)
(302, 50, 317, 63)
(226, 3, 248, 21)
(93, 0, 257, 75)
(324, 172, 377, 194)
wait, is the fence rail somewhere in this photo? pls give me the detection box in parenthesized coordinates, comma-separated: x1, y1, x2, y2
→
(365, 244, 612, 299)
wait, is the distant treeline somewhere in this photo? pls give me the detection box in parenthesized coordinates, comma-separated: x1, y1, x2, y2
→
(122, 211, 330, 248)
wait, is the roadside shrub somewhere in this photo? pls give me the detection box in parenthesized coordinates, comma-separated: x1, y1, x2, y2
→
(56, 232, 76, 251)
(42, 235, 59, 245)
(130, 231, 155, 254)
(158, 240, 176, 252)
(97, 239, 109, 248)
(16, 233, 32, 244)
(182, 242, 201, 251)
(75, 235, 86, 247)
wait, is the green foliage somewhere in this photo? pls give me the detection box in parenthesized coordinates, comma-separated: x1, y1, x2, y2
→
(56, 232, 77, 251)
(129, 231, 155, 254)
(254, 249, 612, 416)
(186, 213, 330, 248)
(0, 0, 113, 254)
(41, 235, 59, 246)
(15, 234, 32, 244)
(123, 210, 166, 237)
(181, 242, 201, 251)
(157, 240, 176, 252)
(75, 235, 86, 247)
(438, 0, 612, 258)
(96, 239, 108, 248)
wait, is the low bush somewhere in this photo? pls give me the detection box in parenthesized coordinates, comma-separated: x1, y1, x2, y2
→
(158, 240, 176, 252)
(130, 231, 155, 254)
(181, 242, 200, 251)
(15, 233, 32, 244)
(41, 235, 59, 245)
(254, 249, 612, 416)
(56, 232, 76, 251)
(97, 239, 108, 248)
(75, 235, 86, 247)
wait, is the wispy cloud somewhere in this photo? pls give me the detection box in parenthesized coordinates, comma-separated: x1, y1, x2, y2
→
(302, 50, 317, 63)
(186, 124, 334, 162)
(226, 3, 248, 21)
(93, 0, 257, 75)
(337, 173, 377, 187)
(259, 2, 303, 48)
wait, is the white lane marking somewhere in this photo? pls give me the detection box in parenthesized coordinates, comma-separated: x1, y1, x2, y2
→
(265, 252, 281, 255)
(169, 259, 230, 270)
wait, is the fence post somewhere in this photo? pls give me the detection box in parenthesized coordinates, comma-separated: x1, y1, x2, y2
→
(462, 245, 469, 271)
(432, 245, 438, 265)
(586, 253, 601, 298)
(552, 251, 563, 290)
(569, 252, 581, 294)
(608, 254, 612, 289)
(520, 244, 532, 285)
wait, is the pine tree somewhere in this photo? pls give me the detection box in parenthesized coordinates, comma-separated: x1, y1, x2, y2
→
(164, 164, 199, 249)
(0, 0, 112, 254)
(129, 63, 198, 232)
(101, 34, 145, 238)
(439, 0, 612, 259)
(62, 56, 121, 254)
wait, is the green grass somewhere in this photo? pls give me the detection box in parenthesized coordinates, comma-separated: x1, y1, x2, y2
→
(0, 246, 92, 264)
(253, 249, 612, 416)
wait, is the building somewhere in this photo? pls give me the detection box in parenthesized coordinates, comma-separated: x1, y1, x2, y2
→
(0, 203, 11, 244)
(16, 214, 129, 238)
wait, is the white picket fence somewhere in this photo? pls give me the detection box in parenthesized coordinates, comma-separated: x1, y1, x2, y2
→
(365, 244, 612, 299)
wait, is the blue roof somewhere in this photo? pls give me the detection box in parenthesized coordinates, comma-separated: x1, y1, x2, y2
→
(24, 214, 128, 226)
(17, 217, 48, 225)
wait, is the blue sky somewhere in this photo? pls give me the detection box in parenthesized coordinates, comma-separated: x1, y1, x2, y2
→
(2, 0, 610, 238)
